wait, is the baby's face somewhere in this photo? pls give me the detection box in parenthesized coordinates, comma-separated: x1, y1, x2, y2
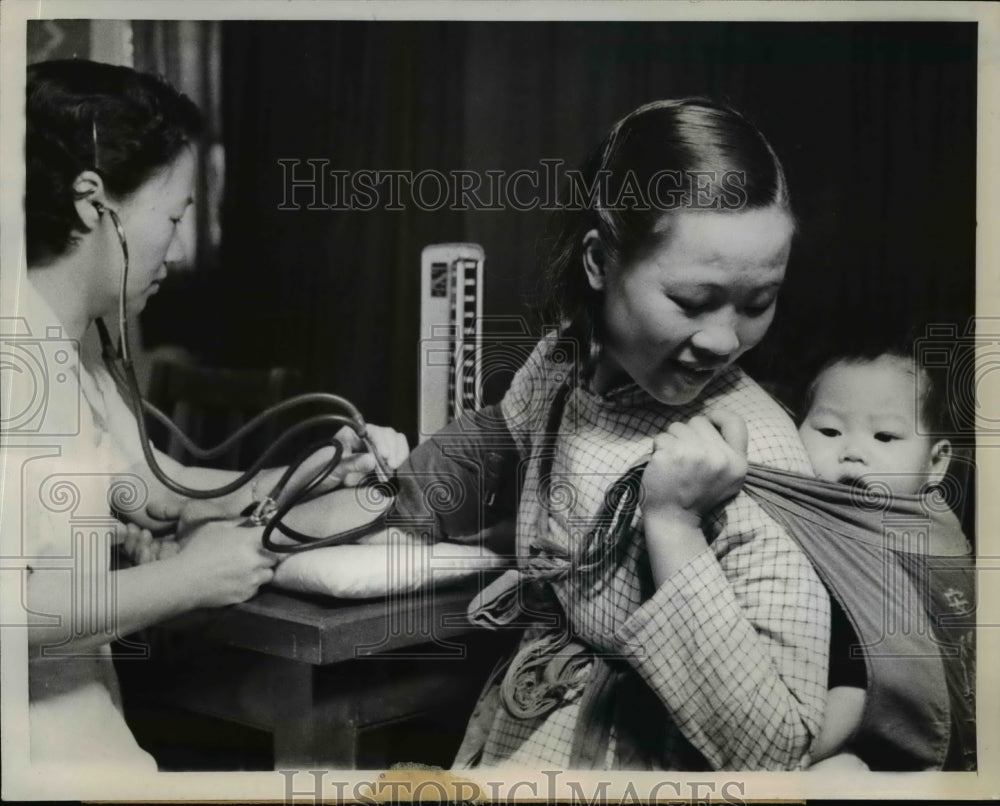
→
(798, 356, 946, 498)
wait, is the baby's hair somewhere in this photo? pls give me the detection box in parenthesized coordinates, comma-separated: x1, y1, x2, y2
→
(800, 334, 950, 436)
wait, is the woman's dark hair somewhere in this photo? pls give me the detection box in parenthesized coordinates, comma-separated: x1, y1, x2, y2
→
(25, 59, 203, 264)
(541, 98, 791, 348)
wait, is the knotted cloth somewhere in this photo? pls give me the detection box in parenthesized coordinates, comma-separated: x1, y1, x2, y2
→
(469, 462, 976, 771)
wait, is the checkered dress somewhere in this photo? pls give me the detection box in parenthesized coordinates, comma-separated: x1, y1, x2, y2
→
(454, 334, 830, 770)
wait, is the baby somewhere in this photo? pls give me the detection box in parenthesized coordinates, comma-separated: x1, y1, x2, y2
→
(796, 348, 953, 767)
(798, 349, 952, 500)
(645, 344, 959, 768)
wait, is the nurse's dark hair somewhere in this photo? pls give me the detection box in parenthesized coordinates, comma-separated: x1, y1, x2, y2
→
(540, 98, 792, 347)
(25, 59, 203, 264)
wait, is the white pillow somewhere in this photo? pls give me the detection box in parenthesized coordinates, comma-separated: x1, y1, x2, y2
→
(272, 537, 507, 599)
(267, 488, 508, 598)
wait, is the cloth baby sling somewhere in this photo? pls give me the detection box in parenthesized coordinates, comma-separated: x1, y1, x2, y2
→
(391, 384, 975, 770)
(739, 464, 975, 770)
(466, 459, 976, 771)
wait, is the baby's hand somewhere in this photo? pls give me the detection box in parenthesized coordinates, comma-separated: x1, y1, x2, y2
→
(808, 752, 869, 771)
(641, 411, 749, 529)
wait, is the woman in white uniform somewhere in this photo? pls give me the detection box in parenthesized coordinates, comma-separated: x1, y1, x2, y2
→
(7, 59, 407, 769)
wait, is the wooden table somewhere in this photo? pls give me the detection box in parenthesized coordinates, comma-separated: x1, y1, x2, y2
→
(119, 582, 512, 770)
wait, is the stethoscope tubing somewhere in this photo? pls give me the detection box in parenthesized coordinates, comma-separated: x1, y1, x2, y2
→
(97, 203, 392, 552)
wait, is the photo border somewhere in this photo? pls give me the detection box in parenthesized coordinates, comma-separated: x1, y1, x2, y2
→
(2, 0, 997, 801)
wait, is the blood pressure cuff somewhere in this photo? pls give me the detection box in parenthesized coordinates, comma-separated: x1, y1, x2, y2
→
(389, 405, 521, 543)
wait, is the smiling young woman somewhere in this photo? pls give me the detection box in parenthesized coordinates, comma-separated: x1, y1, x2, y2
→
(584, 206, 793, 406)
(377, 98, 830, 770)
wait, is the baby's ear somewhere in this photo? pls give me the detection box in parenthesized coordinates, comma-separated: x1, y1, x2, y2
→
(927, 439, 952, 484)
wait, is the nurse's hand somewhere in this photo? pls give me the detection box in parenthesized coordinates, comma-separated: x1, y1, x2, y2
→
(330, 424, 410, 486)
(117, 521, 180, 564)
(167, 520, 278, 607)
(642, 411, 749, 530)
(144, 423, 409, 524)
(285, 424, 409, 491)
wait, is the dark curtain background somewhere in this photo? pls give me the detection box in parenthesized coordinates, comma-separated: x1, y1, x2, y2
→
(455, 22, 976, 398)
(154, 22, 468, 436)
(144, 21, 975, 444)
(132, 21, 224, 276)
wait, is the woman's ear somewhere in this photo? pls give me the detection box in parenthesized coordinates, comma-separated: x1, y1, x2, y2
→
(71, 170, 110, 231)
(582, 229, 606, 292)
(927, 438, 953, 485)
